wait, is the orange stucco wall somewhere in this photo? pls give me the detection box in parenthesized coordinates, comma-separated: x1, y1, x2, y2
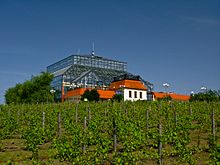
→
(152, 92, 190, 101)
(63, 88, 115, 100)
(97, 90, 115, 99)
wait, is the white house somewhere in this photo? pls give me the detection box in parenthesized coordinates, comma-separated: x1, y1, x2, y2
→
(109, 79, 147, 101)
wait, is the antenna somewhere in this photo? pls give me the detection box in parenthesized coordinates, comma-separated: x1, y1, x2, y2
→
(77, 49, 80, 55)
(91, 42, 95, 56)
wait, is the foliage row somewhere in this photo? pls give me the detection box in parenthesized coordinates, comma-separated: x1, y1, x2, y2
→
(4, 72, 54, 104)
(190, 90, 220, 102)
(0, 101, 219, 164)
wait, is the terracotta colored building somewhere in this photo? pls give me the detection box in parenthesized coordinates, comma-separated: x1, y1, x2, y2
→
(63, 88, 115, 102)
(47, 52, 189, 102)
(63, 78, 148, 102)
(151, 92, 190, 101)
(47, 53, 153, 101)
(62, 79, 190, 102)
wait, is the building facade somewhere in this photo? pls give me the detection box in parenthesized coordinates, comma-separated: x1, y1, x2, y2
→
(109, 78, 148, 101)
(47, 53, 153, 101)
(47, 54, 127, 73)
(151, 92, 190, 101)
(63, 78, 148, 102)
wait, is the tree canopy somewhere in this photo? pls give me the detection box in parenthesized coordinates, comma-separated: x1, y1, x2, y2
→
(190, 90, 220, 102)
(157, 95, 172, 101)
(5, 72, 54, 104)
(81, 89, 100, 102)
(112, 94, 123, 102)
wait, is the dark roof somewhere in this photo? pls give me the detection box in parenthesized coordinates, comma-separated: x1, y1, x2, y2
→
(112, 74, 153, 91)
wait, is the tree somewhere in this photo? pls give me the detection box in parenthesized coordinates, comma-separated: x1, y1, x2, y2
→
(112, 94, 123, 102)
(81, 89, 100, 102)
(81, 89, 91, 101)
(90, 89, 100, 102)
(5, 72, 53, 104)
(157, 95, 172, 101)
(190, 90, 220, 102)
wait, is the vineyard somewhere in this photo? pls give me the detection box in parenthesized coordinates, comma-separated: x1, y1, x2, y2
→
(0, 101, 219, 164)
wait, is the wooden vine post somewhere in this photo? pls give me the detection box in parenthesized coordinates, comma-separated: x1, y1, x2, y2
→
(125, 107, 128, 117)
(88, 106, 91, 121)
(189, 104, 192, 116)
(83, 116, 87, 153)
(174, 110, 177, 127)
(42, 111, 45, 129)
(211, 108, 215, 145)
(58, 111, 61, 137)
(158, 123, 162, 165)
(17, 110, 20, 126)
(113, 117, 117, 152)
(146, 109, 149, 132)
(75, 104, 78, 124)
(104, 108, 107, 118)
(105, 102, 108, 118)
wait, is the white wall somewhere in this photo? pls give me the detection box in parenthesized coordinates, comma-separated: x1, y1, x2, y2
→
(124, 89, 147, 101)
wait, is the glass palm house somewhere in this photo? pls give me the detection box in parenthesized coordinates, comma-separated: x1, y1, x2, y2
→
(47, 52, 153, 101)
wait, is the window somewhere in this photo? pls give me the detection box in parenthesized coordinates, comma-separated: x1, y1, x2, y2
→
(129, 91, 132, 98)
(140, 92, 142, 99)
(134, 91, 137, 98)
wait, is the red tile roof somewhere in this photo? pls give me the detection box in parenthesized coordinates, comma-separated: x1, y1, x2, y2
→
(63, 88, 115, 100)
(110, 80, 147, 90)
(97, 90, 115, 99)
(63, 88, 89, 99)
(153, 92, 190, 101)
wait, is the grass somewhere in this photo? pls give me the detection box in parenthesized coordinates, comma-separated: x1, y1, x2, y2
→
(0, 138, 67, 164)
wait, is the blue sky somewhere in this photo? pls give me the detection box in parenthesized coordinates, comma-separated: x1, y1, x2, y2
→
(0, 0, 220, 103)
